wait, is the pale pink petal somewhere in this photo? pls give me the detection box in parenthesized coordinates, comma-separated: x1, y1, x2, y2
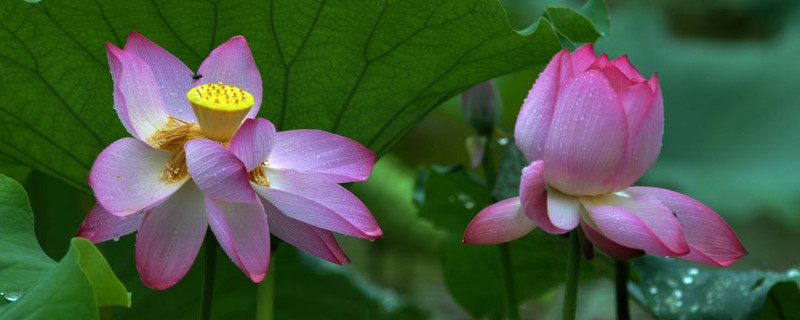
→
(136, 182, 207, 290)
(611, 55, 646, 82)
(268, 130, 375, 183)
(197, 36, 262, 118)
(612, 79, 662, 190)
(106, 43, 170, 143)
(263, 199, 349, 264)
(580, 220, 644, 259)
(89, 138, 186, 216)
(570, 44, 597, 75)
(463, 197, 536, 244)
(580, 192, 689, 256)
(206, 198, 270, 282)
(77, 204, 144, 243)
(252, 168, 381, 239)
(629, 187, 747, 266)
(520, 160, 567, 234)
(229, 118, 276, 171)
(542, 70, 628, 196)
(515, 50, 572, 162)
(123, 32, 196, 122)
(546, 188, 581, 231)
(184, 139, 257, 203)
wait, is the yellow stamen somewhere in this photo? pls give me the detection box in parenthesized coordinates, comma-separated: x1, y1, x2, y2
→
(148, 116, 204, 182)
(249, 162, 270, 187)
(187, 82, 254, 141)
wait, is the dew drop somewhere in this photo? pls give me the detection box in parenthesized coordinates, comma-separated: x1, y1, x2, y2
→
(682, 275, 694, 285)
(112, 234, 121, 242)
(787, 269, 799, 277)
(648, 286, 658, 294)
(1, 290, 23, 302)
(497, 137, 509, 146)
(687, 268, 699, 276)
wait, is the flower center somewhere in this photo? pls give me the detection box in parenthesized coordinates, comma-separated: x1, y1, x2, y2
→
(149, 116, 204, 182)
(187, 82, 254, 142)
(249, 162, 270, 187)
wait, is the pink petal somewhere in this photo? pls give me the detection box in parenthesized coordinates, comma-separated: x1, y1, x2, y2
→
(252, 168, 381, 239)
(136, 182, 207, 290)
(197, 36, 262, 119)
(515, 50, 572, 162)
(546, 188, 581, 231)
(184, 139, 257, 203)
(580, 220, 644, 259)
(612, 80, 662, 190)
(206, 197, 270, 282)
(268, 130, 375, 183)
(580, 192, 689, 256)
(123, 32, 196, 122)
(570, 44, 597, 75)
(77, 204, 144, 243)
(520, 160, 567, 234)
(611, 55, 646, 82)
(89, 138, 186, 216)
(542, 70, 628, 196)
(587, 54, 635, 93)
(629, 187, 747, 266)
(106, 43, 170, 143)
(463, 197, 536, 244)
(263, 199, 349, 264)
(229, 118, 276, 171)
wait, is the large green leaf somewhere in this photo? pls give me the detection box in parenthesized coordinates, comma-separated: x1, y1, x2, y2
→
(0, 0, 611, 192)
(630, 256, 800, 320)
(0, 174, 128, 319)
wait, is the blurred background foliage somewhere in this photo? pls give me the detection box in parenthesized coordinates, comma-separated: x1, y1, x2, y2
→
(1, 0, 800, 319)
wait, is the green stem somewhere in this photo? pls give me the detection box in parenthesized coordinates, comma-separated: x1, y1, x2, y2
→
(563, 230, 580, 320)
(499, 243, 520, 320)
(199, 232, 217, 320)
(256, 257, 276, 320)
(615, 259, 630, 320)
(481, 136, 496, 187)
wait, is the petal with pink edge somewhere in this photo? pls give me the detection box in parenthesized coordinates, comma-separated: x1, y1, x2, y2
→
(136, 182, 207, 290)
(77, 204, 144, 243)
(580, 192, 689, 256)
(580, 220, 644, 259)
(268, 130, 375, 183)
(463, 197, 536, 244)
(198, 36, 262, 118)
(515, 50, 571, 162)
(629, 187, 747, 266)
(263, 199, 349, 264)
(106, 44, 170, 143)
(89, 138, 186, 216)
(586, 54, 635, 93)
(612, 80, 662, 189)
(611, 55, 646, 82)
(229, 118, 276, 171)
(519, 160, 567, 234)
(252, 168, 381, 239)
(206, 197, 270, 282)
(123, 32, 196, 122)
(185, 139, 257, 203)
(570, 44, 597, 74)
(542, 70, 628, 196)
(546, 188, 581, 231)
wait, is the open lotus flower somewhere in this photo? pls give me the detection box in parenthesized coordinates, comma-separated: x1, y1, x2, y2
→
(77, 32, 381, 289)
(463, 44, 746, 267)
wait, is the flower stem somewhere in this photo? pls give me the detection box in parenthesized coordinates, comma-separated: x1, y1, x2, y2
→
(199, 232, 218, 320)
(615, 259, 631, 320)
(256, 257, 276, 320)
(563, 230, 581, 320)
(499, 243, 520, 320)
(481, 135, 496, 187)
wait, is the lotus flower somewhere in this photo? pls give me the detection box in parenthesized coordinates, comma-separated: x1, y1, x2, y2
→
(78, 32, 381, 289)
(463, 44, 746, 267)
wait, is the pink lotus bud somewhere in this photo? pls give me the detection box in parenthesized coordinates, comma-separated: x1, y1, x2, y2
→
(515, 44, 663, 196)
(461, 80, 503, 136)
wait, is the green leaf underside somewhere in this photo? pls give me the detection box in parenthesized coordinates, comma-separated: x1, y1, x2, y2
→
(0, 0, 608, 193)
(0, 175, 128, 320)
(631, 256, 800, 320)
